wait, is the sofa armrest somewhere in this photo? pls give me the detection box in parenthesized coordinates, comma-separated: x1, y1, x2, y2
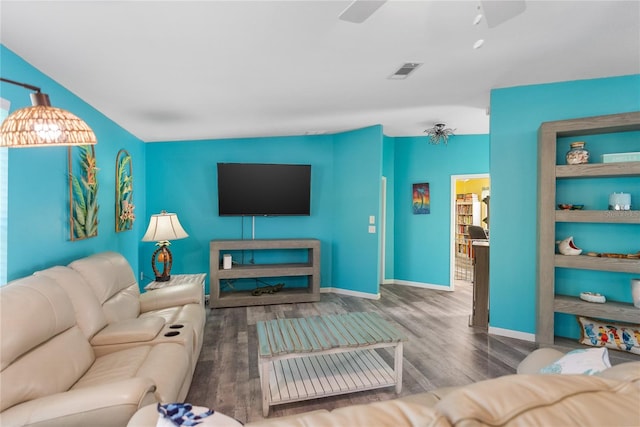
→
(516, 348, 565, 374)
(90, 317, 165, 346)
(0, 378, 157, 427)
(139, 283, 203, 313)
(597, 361, 640, 382)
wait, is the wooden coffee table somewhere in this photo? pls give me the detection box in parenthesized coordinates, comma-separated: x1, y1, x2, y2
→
(256, 312, 406, 416)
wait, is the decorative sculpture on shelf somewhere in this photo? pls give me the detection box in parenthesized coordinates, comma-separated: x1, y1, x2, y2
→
(557, 236, 582, 255)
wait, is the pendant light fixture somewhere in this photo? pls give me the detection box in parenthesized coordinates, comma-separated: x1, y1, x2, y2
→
(0, 77, 97, 147)
(424, 123, 455, 145)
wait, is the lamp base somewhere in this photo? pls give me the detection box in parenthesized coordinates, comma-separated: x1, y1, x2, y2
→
(151, 245, 173, 283)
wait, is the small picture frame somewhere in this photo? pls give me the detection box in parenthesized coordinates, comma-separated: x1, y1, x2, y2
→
(412, 183, 430, 214)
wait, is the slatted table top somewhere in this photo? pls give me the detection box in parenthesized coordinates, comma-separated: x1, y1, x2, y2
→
(256, 312, 406, 358)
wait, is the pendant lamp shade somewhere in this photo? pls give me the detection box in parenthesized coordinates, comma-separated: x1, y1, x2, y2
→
(0, 78, 97, 147)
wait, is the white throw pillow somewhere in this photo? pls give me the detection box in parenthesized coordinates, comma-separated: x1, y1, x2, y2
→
(539, 347, 611, 375)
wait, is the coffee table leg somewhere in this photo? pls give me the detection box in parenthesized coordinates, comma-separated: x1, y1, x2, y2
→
(261, 359, 270, 417)
(394, 342, 403, 393)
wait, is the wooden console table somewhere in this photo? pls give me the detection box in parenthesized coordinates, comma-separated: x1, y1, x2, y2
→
(209, 239, 320, 308)
(256, 312, 406, 416)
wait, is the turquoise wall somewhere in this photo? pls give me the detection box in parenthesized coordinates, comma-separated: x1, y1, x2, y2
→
(392, 134, 490, 286)
(1, 45, 146, 282)
(489, 74, 640, 337)
(145, 127, 384, 296)
(331, 126, 384, 294)
(382, 135, 395, 281)
(4, 43, 637, 344)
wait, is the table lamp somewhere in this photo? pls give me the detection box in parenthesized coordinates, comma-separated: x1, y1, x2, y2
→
(142, 211, 189, 281)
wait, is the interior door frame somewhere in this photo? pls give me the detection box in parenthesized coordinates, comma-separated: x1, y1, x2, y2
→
(449, 173, 490, 290)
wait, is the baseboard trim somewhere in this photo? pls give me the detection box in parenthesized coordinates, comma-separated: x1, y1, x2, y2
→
(488, 326, 536, 342)
(320, 287, 380, 300)
(390, 279, 453, 292)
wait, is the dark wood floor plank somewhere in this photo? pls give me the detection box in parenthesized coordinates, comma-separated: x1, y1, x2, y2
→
(187, 281, 637, 423)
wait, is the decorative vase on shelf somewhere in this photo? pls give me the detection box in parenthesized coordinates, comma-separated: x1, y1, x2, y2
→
(632, 278, 640, 309)
(565, 141, 589, 165)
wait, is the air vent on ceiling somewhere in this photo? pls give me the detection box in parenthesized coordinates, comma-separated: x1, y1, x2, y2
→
(388, 62, 423, 80)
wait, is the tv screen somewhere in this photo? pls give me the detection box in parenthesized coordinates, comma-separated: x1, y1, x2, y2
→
(217, 163, 311, 216)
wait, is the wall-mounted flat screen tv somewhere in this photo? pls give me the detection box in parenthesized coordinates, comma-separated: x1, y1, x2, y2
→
(217, 163, 311, 216)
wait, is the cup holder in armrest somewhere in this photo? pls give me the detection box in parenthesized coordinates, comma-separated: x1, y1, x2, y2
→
(164, 331, 180, 337)
(169, 324, 184, 329)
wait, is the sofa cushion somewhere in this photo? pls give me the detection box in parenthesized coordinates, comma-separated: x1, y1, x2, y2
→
(246, 400, 441, 427)
(435, 374, 640, 426)
(72, 342, 190, 403)
(0, 275, 95, 412)
(69, 251, 141, 322)
(35, 266, 109, 340)
(539, 347, 611, 375)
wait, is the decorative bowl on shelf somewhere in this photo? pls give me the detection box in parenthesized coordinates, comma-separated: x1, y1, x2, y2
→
(557, 204, 584, 210)
(579, 292, 606, 304)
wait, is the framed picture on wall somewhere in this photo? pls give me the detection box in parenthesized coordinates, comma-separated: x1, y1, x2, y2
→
(412, 183, 430, 214)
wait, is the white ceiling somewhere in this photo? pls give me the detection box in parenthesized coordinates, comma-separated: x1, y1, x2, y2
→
(1, 1, 639, 142)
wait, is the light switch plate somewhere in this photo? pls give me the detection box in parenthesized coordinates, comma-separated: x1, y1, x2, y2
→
(369, 215, 375, 224)
(368, 225, 376, 233)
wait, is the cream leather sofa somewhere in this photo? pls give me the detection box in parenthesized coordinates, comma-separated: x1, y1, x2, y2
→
(0, 252, 206, 427)
(243, 353, 640, 427)
(128, 348, 640, 427)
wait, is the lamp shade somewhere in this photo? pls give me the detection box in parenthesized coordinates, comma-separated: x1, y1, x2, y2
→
(0, 93, 97, 147)
(142, 211, 189, 242)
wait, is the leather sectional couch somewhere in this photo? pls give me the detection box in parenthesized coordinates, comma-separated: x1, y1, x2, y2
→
(242, 349, 640, 427)
(127, 347, 640, 427)
(0, 252, 205, 427)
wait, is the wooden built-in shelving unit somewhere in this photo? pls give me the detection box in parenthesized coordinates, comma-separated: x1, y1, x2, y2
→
(536, 111, 640, 346)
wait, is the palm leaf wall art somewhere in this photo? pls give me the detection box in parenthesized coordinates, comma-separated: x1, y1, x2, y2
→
(115, 149, 135, 232)
(68, 145, 99, 240)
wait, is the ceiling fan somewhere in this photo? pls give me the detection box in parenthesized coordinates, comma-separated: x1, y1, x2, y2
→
(339, 0, 526, 28)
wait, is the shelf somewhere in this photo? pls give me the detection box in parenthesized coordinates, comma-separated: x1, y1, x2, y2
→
(217, 263, 315, 279)
(267, 348, 396, 406)
(555, 254, 640, 273)
(556, 161, 640, 178)
(216, 288, 320, 308)
(554, 295, 640, 324)
(555, 210, 640, 223)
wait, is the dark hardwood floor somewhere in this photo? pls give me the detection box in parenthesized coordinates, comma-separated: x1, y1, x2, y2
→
(185, 281, 636, 424)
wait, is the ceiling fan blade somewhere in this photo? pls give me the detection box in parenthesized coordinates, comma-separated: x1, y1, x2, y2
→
(339, 0, 387, 23)
(481, 0, 526, 28)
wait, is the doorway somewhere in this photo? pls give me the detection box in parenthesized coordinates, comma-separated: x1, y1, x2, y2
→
(449, 174, 490, 289)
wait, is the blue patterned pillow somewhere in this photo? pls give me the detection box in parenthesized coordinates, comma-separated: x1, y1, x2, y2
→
(578, 316, 640, 355)
(539, 347, 611, 375)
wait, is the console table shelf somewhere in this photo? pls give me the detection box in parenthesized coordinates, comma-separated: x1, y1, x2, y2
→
(210, 239, 321, 308)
